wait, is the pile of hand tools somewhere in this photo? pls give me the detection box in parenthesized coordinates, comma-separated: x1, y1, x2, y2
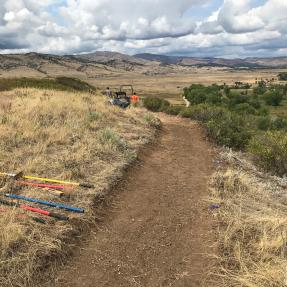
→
(0, 171, 94, 223)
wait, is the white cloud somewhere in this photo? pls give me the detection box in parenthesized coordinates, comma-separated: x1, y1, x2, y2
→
(217, 0, 264, 33)
(0, 0, 287, 58)
(59, 0, 201, 41)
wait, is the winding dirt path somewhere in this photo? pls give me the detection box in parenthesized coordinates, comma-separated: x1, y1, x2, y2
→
(46, 114, 216, 287)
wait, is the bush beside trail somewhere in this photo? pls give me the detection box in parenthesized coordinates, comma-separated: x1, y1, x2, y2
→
(144, 82, 287, 176)
(206, 112, 252, 150)
(143, 97, 170, 112)
(263, 90, 284, 106)
(164, 105, 184, 116)
(248, 131, 287, 176)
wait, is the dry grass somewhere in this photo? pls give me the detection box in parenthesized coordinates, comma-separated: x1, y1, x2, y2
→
(0, 97, 12, 112)
(0, 88, 158, 286)
(209, 150, 287, 287)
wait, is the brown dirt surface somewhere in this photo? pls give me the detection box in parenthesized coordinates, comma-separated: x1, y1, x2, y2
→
(43, 113, 216, 287)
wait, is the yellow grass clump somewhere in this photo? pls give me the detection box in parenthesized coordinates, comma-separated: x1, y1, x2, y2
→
(209, 151, 287, 287)
(0, 88, 158, 286)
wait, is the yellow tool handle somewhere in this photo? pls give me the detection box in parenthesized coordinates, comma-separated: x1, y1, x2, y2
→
(0, 172, 94, 188)
(23, 175, 79, 186)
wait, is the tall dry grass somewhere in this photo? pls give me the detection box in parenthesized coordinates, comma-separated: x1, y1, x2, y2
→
(0, 88, 158, 286)
(209, 150, 287, 287)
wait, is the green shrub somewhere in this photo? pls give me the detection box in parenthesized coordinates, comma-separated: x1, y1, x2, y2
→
(253, 80, 267, 95)
(164, 105, 184, 115)
(272, 117, 287, 131)
(232, 103, 256, 115)
(143, 97, 170, 112)
(248, 131, 287, 176)
(206, 92, 222, 105)
(185, 90, 206, 105)
(227, 93, 249, 108)
(98, 128, 127, 151)
(257, 116, 272, 131)
(179, 105, 252, 150)
(180, 104, 226, 122)
(183, 84, 222, 105)
(206, 112, 251, 150)
(263, 90, 284, 106)
(180, 107, 194, 118)
(257, 106, 269, 116)
(249, 97, 262, 109)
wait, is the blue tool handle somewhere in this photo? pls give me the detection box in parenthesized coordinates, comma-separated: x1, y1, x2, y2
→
(5, 194, 85, 213)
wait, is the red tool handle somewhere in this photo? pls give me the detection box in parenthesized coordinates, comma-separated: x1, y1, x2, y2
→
(20, 204, 69, 220)
(17, 181, 74, 191)
(20, 204, 50, 216)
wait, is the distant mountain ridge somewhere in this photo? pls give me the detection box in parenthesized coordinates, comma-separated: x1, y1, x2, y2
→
(0, 51, 287, 79)
(134, 53, 287, 68)
(69, 51, 149, 66)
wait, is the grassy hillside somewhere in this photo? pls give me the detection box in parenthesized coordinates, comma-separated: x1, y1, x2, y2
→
(210, 151, 287, 287)
(0, 77, 97, 93)
(0, 87, 158, 286)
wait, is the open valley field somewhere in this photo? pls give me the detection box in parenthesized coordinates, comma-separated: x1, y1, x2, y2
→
(87, 68, 287, 104)
(1, 52, 287, 105)
(0, 51, 287, 287)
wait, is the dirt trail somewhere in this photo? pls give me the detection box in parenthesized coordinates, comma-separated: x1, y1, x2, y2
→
(45, 114, 216, 287)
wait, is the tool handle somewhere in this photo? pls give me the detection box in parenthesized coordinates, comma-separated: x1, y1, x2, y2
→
(17, 181, 67, 190)
(79, 183, 95, 188)
(0, 198, 18, 207)
(49, 212, 69, 221)
(6, 194, 84, 213)
(32, 217, 46, 224)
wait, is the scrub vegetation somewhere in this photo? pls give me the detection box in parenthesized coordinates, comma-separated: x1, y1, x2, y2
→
(144, 82, 287, 176)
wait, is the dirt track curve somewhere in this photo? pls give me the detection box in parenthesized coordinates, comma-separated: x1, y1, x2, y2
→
(44, 114, 216, 287)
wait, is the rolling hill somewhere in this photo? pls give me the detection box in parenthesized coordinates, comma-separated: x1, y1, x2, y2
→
(134, 53, 287, 68)
(0, 51, 287, 81)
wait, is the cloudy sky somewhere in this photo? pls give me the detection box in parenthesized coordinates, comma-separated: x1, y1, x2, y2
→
(0, 0, 286, 58)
